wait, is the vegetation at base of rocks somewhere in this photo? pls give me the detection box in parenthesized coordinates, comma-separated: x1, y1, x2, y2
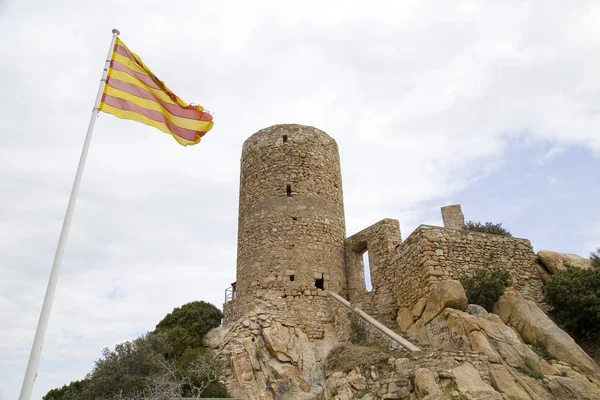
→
(442, 377, 468, 400)
(464, 221, 512, 237)
(544, 267, 600, 341)
(43, 301, 229, 400)
(531, 340, 553, 361)
(324, 343, 389, 375)
(591, 248, 600, 268)
(349, 314, 368, 345)
(460, 268, 511, 311)
(519, 357, 544, 380)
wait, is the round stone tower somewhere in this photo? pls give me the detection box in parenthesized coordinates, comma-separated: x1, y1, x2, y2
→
(234, 124, 346, 323)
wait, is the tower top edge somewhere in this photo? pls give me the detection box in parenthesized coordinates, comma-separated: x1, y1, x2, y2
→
(242, 124, 336, 149)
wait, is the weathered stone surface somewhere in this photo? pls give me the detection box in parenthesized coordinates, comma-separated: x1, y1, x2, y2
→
(488, 364, 531, 400)
(421, 280, 468, 324)
(494, 288, 600, 377)
(412, 298, 428, 318)
(468, 330, 501, 364)
(441, 204, 465, 230)
(426, 309, 471, 351)
(203, 326, 226, 349)
(452, 363, 503, 400)
(545, 374, 600, 399)
(537, 250, 591, 274)
(468, 304, 488, 318)
(232, 352, 255, 383)
(397, 307, 414, 332)
(414, 368, 441, 399)
(394, 225, 544, 317)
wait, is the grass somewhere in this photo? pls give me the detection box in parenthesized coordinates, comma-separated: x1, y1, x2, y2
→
(349, 314, 368, 345)
(324, 343, 390, 375)
(442, 377, 468, 400)
(519, 357, 544, 380)
(531, 341, 553, 361)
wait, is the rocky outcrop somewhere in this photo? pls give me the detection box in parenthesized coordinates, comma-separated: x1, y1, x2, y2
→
(494, 288, 600, 377)
(537, 250, 591, 274)
(420, 280, 468, 324)
(453, 363, 503, 400)
(414, 368, 442, 399)
(392, 279, 600, 399)
(204, 306, 341, 400)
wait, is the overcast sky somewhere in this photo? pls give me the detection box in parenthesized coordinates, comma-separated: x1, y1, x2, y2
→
(1, 0, 600, 398)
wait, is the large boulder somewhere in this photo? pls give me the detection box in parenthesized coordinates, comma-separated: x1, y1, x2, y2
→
(414, 368, 441, 399)
(494, 288, 600, 377)
(452, 363, 503, 400)
(397, 307, 414, 332)
(421, 280, 468, 324)
(488, 364, 532, 400)
(537, 250, 591, 274)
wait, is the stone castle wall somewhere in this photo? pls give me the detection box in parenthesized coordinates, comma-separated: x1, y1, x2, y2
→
(441, 204, 465, 230)
(340, 220, 543, 322)
(223, 290, 335, 339)
(393, 225, 543, 312)
(229, 124, 347, 338)
(344, 219, 402, 322)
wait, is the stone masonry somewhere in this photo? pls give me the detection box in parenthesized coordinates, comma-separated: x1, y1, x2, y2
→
(218, 123, 553, 399)
(225, 124, 346, 336)
(224, 123, 545, 332)
(441, 204, 465, 230)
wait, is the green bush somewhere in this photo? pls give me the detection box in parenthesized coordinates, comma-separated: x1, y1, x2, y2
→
(44, 301, 229, 399)
(591, 248, 600, 268)
(460, 268, 511, 311)
(544, 267, 600, 340)
(464, 221, 512, 237)
(155, 301, 223, 352)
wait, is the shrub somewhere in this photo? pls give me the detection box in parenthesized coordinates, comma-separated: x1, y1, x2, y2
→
(349, 314, 368, 345)
(155, 301, 223, 351)
(591, 248, 600, 268)
(460, 268, 511, 311)
(544, 267, 600, 340)
(324, 343, 389, 375)
(531, 341, 553, 361)
(44, 301, 229, 399)
(464, 221, 512, 237)
(520, 357, 544, 380)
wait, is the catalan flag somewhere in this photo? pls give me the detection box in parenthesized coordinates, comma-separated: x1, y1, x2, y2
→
(99, 38, 213, 146)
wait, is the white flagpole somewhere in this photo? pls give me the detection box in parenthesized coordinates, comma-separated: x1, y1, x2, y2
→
(19, 28, 120, 400)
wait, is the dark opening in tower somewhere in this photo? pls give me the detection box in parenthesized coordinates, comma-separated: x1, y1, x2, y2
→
(315, 273, 324, 290)
(282, 134, 288, 143)
(286, 184, 292, 197)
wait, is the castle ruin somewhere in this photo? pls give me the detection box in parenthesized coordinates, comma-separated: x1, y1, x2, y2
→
(207, 124, 600, 400)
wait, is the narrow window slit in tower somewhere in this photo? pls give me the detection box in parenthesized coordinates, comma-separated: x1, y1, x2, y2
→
(286, 184, 292, 197)
(292, 217, 298, 221)
(315, 274, 325, 290)
(282, 135, 288, 143)
(289, 275, 295, 282)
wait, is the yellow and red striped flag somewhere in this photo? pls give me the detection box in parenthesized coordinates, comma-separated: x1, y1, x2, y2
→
(99, 38, 213, 146)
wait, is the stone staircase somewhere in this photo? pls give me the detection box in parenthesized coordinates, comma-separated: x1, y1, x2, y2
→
(342, 296, 432, 354)
(327, 291, 422, 355)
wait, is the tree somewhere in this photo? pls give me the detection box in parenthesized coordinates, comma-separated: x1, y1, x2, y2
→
(591, 248, 600, 268)
(461, 268, 511, 311)
(42, 380, 89, 400)
(544, 267, 600, 340)
(155, 301, 223, 352)
(464, 221, 512, 237)
(44, 300, 229, 399)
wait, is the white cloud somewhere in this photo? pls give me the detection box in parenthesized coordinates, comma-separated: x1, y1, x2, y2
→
(2, 0, 600, 398)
